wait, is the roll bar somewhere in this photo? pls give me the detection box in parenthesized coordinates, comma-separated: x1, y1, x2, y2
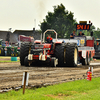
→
(42, 29, 57, 43)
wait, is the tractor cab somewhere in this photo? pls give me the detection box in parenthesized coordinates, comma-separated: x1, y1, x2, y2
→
(34, 29, 59, 55)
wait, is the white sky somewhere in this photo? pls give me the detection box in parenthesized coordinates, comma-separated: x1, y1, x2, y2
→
(0, 0, 100, 31)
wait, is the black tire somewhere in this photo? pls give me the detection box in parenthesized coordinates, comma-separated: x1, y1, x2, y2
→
(51, 58, 55, 67)
(66, 43, 78, 67)
(55, 45, 64, 66)
(24, 56, 29, 67)
(20, 43, 30, 66)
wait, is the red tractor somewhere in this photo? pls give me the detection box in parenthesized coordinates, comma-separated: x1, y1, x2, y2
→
(20, 29, 78, 67)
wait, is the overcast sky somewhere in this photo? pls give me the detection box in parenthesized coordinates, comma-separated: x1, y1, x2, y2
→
(0, 0, 100, 31)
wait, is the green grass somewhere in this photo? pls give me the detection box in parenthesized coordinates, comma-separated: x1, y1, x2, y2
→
(0, 56, 20, 62)
(0, 56, 19, 58)
(0, 60, 20, 63)
(96, 59, 100, 61)
(0, 56, 11, 58)
(0, 77, 100, 100)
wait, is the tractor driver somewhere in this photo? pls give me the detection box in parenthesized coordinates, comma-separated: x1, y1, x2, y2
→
(46, 34, 53, 51)
(46, 34, 52, 43)
(78, 30, 85, 36)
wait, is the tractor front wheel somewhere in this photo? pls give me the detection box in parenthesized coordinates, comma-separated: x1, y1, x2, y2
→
(20, 43, 30, 66)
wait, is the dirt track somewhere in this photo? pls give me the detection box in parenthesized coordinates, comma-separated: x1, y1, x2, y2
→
(0, 61, 100, 90)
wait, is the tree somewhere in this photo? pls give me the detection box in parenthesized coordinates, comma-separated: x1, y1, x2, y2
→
(40, 3, 77, 38)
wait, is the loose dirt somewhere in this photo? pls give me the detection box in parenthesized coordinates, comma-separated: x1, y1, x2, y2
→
(0, 60, 100, 90)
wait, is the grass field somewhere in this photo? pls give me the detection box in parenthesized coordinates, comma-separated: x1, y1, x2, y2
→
(0, 77, 100, 100)
(0, 56, 20, 62)
(0, 56, 12, 58)
(0, 60, 20, 63)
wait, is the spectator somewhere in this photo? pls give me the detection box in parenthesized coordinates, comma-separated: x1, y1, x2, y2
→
(11, 47, 15, 56)
(70, 30, 76, 39)
(4, 46, 7, 56)
(78, 31, 85, 36)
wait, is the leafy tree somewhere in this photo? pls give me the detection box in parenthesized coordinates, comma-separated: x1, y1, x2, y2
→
(40, 3, 77, 38)
(94, 31, 100, 39)
(81, 25, 96, 36)
(87, 26, 100, 39)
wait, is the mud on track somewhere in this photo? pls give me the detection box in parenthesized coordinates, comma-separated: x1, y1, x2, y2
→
(0, 61, 100, 90)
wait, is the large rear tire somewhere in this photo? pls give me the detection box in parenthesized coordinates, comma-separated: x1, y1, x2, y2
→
(55, 45, 64, 66)
(66, 43, 78, 67)
(20, 43, 30, 66)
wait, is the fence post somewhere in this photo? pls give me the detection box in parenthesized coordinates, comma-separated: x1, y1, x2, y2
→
(23, 71, 27, 94)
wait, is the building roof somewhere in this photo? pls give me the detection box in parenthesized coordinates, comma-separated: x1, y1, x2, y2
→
(0, 29, 41, 43)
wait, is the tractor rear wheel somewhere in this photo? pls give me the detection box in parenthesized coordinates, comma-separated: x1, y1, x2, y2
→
(66, 43, 78, 67)
(55, 45, 64, 66)
(20, 43, 30, 66)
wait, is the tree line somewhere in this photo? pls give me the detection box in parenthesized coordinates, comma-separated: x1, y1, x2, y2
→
(40, 3, 100, 39)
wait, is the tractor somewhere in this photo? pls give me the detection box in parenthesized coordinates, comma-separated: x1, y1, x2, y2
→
(20, 21, 95, 67)
(20, 29, 78, 67)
